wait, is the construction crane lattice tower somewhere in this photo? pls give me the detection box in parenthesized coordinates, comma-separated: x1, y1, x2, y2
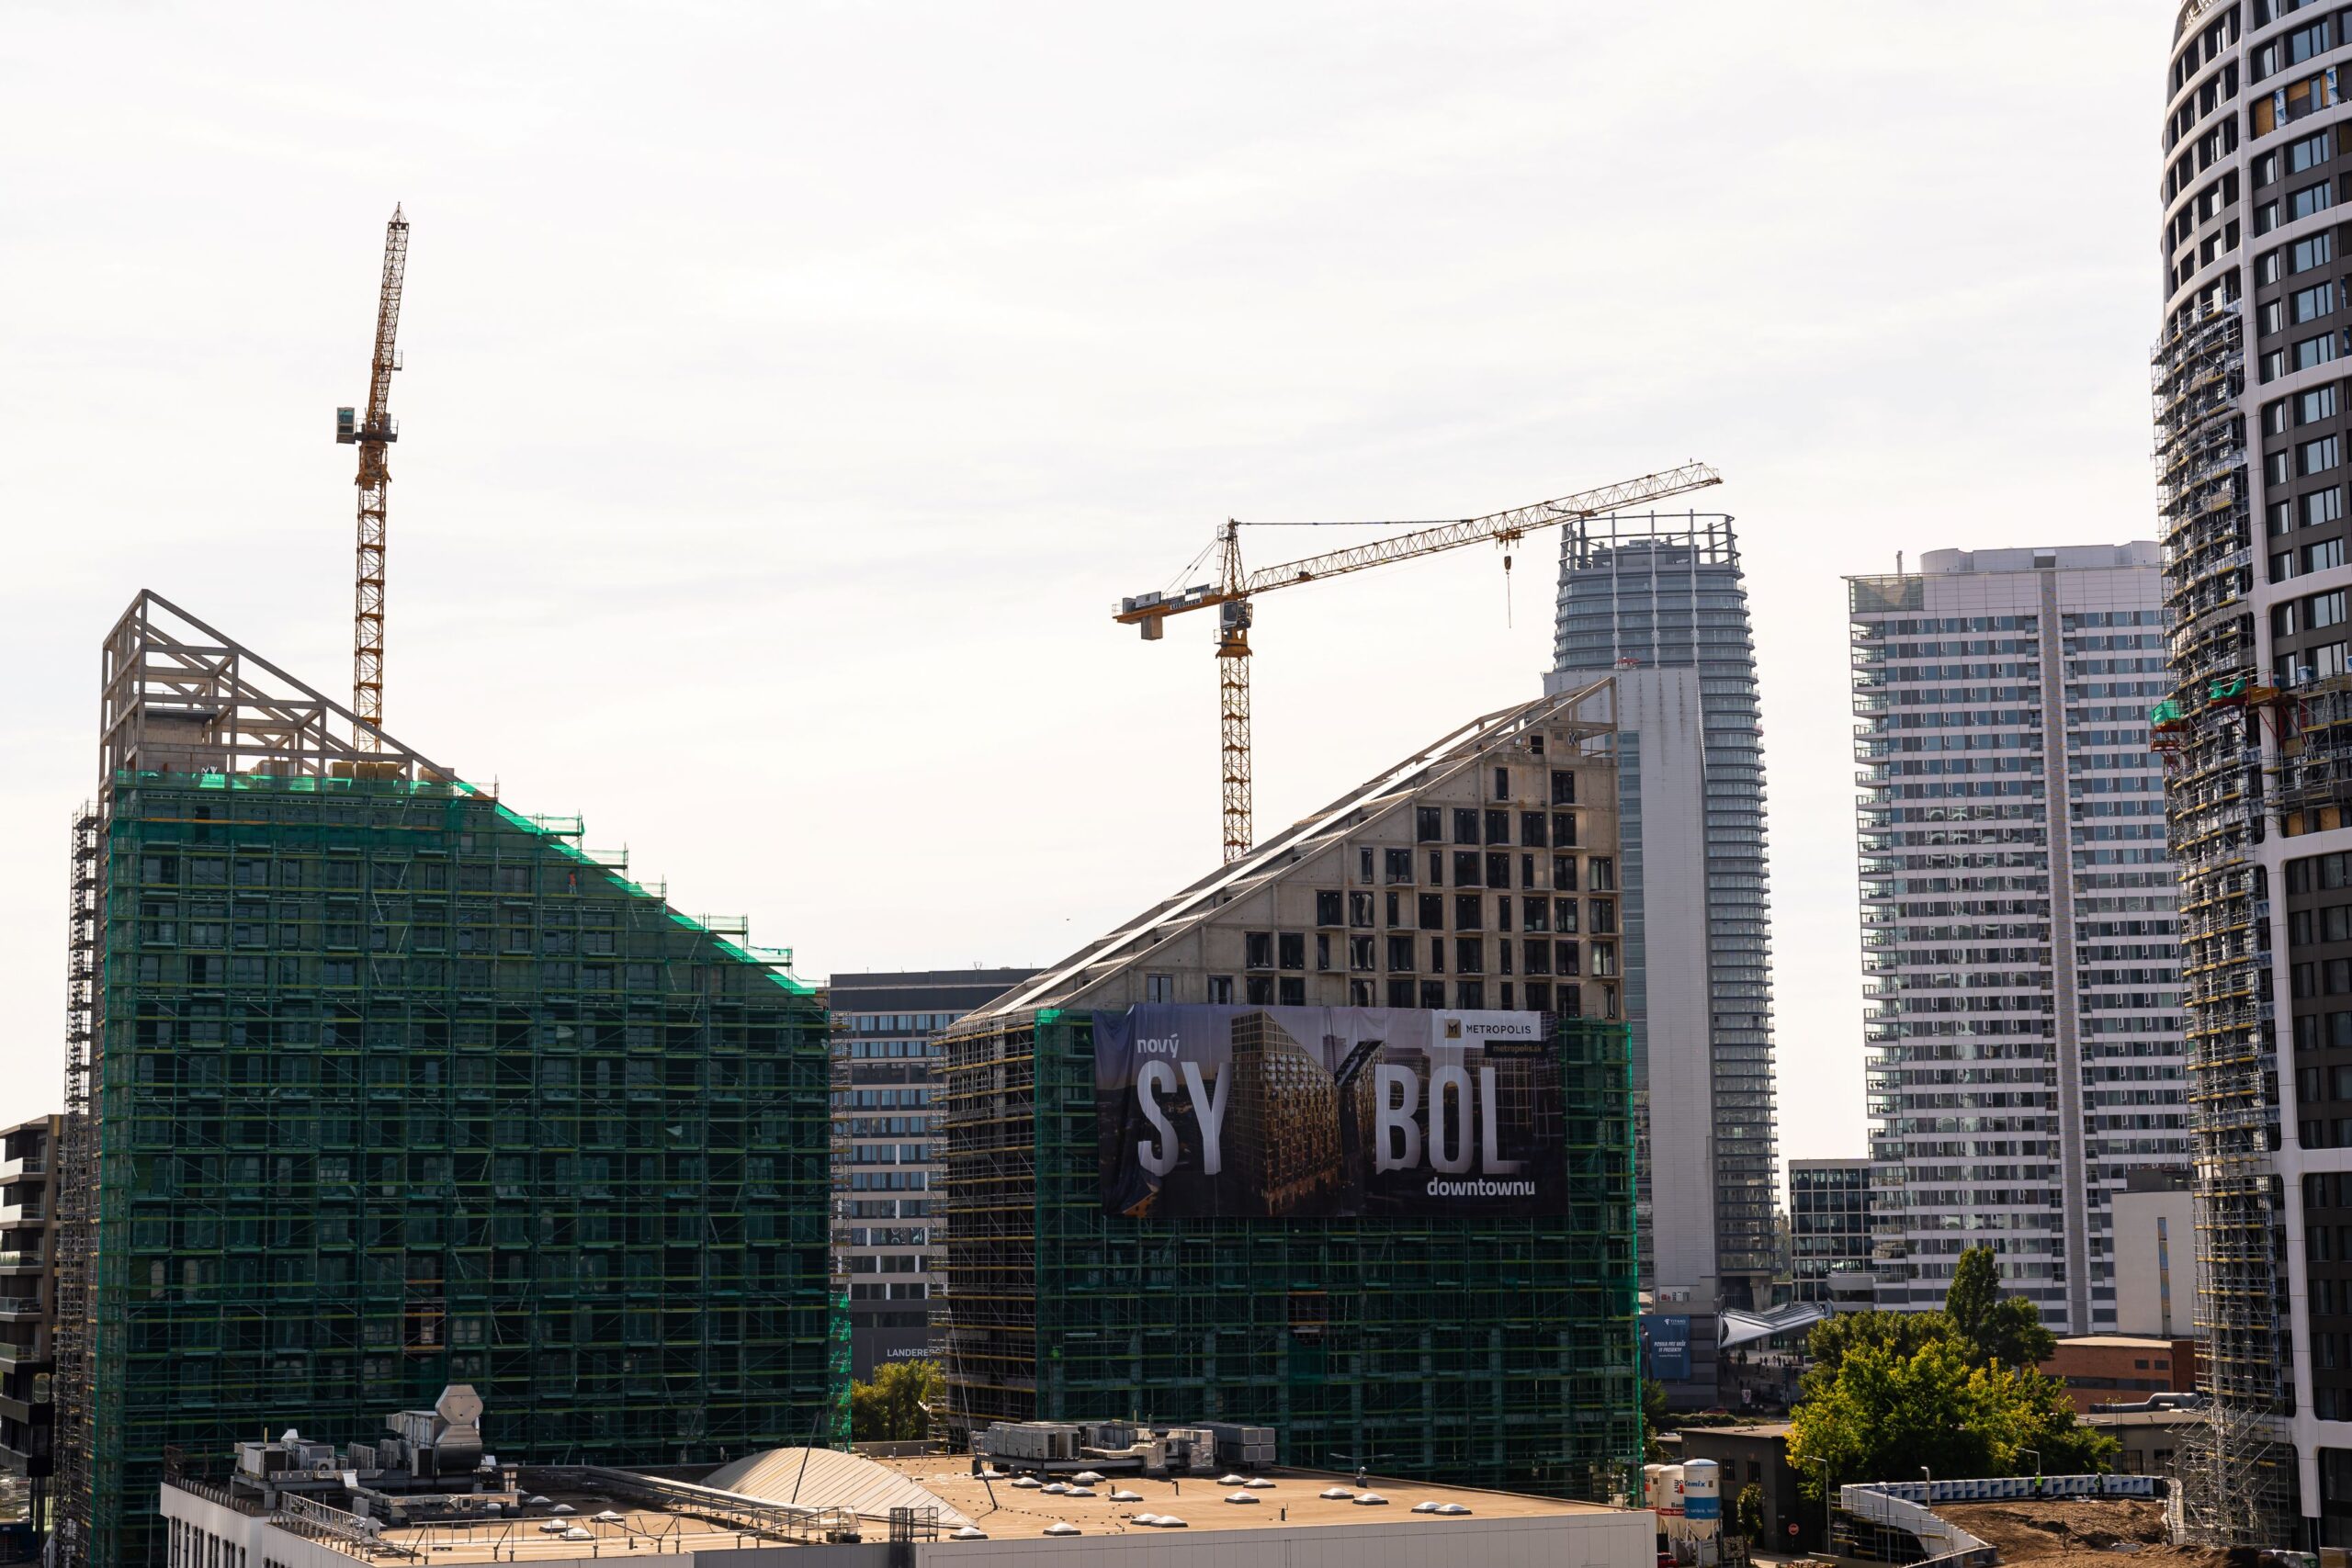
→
(1117, 463, 1723, 861)
(339, 206, 410, 750)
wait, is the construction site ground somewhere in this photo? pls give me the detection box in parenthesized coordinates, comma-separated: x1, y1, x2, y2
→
(1935, 1500, 2231, 1568)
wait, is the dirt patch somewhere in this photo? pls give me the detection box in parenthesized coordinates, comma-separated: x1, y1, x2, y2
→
(1936, 1502, 2229, 1568)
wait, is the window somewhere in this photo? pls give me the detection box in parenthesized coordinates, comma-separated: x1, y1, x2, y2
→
(1454, 893, 1483, 931)
(1419, 893, 1443, 930)
(1555, 897, 1580, 934)
(1453, 808, 1480, 844)
(2305, 434, 2342, 475)
(1245, 931, 1272, 969)
(2260, 248, 2285, 284)
(2294, 232, 2335, 274)
(1492, 766, 1510, 800)
(1419, 980, 1446, 1009)
(1550, 769, 1576, 806)
(1454, 980, 1485, 1010)
(1316, 932, 1331, 971)
(1523, 896, 1551, 932)
(1553, 811, 1577, 847)
(2267, 298, 2290, 333)
(2292, 181, 2337, 223)
(1453, 851, 1482, 886)
(1415, 806, 1442, 842)
(2277, 549, 2300, 581)
(1245, 976, 1273, 1004)
(2309, 487, 2345, 526)
(1386, 977, 1416, 1008)
(1521, 810, 1548, 848)
(1278, 976, 1304, 1006)
(1589, 856, 1617, 892)
(2298, 333, 2338, 373)
(1386, 934, 1416, 972)
(2306, 385, 2341, 423)
(2308, 536, 2347, 573)
(2271, 449, 2295, 486)
(1349, 935, 1375, 972)
(1358, 846, 1374, 883)
(2314, 589, 2348, 628)
(2295, 283, 2335, 322)
(1555, 855, 1578, 892)
(2258, 200, 2283, 235)
(1145, 973, 1173, 1003)
(2292, 131, 2333, 175)
(1349, 891, 1374, 927)
(1317, 890, 1343, 926)
(1484, 808, 1510, 845)
(2267, 347, 2292, 382)
(2258, 151, 2281, 187)
(2268, 397, 2294, 434)
(2273, 498, 2299, 536)
(1208, 976, 1234, 1003)
(1385, 847, 1413, 883)
(1486, 852, 1510, 889)
(1455, 937, 1484, 974)
(1278, 932, 1305, 970)
(1589, 898, 1617, 934)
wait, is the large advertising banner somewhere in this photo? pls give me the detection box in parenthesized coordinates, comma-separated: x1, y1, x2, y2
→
(1093, 1005, 1563, 1219)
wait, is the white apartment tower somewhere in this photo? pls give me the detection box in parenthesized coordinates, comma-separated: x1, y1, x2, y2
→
(1848, 547, 2188, 1337)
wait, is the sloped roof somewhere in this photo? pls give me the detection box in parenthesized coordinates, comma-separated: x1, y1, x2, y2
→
(980, 679, 1614, 1018)
(700, 1448, 970, 1528)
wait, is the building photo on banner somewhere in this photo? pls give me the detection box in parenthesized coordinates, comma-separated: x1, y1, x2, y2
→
(1093, 1004, 1564, 1219)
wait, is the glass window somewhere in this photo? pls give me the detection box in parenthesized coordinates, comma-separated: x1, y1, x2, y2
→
(2294, 283, 2334, 322)
(2298, 333, 2338, 373)
(2306, 536, 2347, 573)
(2305, 386, 2341, 423)
(2308, 487, 2346, 526)
(2291, 130, 2334, 174)
(2304, 434, 2342, 475)
(2293, 233, 2335, 274)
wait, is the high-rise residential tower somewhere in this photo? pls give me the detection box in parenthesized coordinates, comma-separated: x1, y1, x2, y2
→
(1846, 547, 2188, 1338)
(2154, 0, 2352, 1542)
(1543, 512, 1776, 1396)
(828, 967, 1035, 1378)
(54, 594, 841, 1568)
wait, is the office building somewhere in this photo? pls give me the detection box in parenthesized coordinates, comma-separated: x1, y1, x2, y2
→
(937, 684, 1640, 1498)
(53, 593, 840, 1568)
(1544, 511, 1778, 1370)
(1847, 547, 2188, 1335)
(1787, 1158, 1872, 1308)
(2153, 0, 2352, 1538)
(828, 969, 1035, 1378)
(0, 1116, 58, 1525)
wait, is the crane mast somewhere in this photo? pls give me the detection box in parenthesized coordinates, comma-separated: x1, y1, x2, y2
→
(337, 206, 410, 749)
(1117, 462, 1723, 862)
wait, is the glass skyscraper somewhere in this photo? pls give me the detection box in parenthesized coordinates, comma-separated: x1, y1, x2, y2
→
(1544, 512, 1778, 1394)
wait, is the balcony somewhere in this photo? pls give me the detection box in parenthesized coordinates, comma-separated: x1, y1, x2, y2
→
(0, 1302, 44, 1321)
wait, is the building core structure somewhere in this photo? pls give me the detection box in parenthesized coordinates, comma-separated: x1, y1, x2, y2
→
(2151, 0, 2352, 1541)
(935, 685, 1640, 1498)
(827, 969, 1035, 1378)
(1544, 512, 1777, 1400)
(52, 592, 842, 1568)
(1846, 547, 2188, 1336)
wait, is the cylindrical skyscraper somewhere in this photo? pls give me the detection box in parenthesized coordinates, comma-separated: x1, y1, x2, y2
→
(2155, 0, 2352, 1544)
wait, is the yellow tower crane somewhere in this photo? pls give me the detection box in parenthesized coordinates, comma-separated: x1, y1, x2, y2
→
(335, 205, 411, 749)
(1114, 462, 1723, 862)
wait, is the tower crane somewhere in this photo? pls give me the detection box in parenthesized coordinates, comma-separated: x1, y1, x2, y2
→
(335, 206, 411, 750)
(1114, 462, 1723, 863)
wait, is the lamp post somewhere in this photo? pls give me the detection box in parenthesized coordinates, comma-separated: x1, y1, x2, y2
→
(1805, 1457, 1832, 1555)
(2020, 1448, 2041, 1477)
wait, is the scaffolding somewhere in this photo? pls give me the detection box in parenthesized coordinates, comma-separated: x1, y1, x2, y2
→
(935, 1008, 1640, 1501)
(53, 807, 101, 1568)
(2150, 298, 2296, 1544)
(58, 595, 842, 1568)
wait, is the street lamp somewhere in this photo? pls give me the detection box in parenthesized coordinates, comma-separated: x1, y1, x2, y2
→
(1805, 1457, 1833, 1555)
(2019, 1449, 2041, 1477)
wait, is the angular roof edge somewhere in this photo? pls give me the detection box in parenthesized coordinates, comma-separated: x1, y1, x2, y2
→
(978, 677, 1616, 1019)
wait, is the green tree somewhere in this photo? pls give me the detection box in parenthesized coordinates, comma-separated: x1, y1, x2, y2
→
(850, 1358, 943, 1444)
(1787, 1337, 2112, 1495)
(1735, 1483, 1767, 1542)
(1804, 1310, 1953, 1382)
(1943, 1248, 2056, 1370)
(1643, 1376, 1671, 1462)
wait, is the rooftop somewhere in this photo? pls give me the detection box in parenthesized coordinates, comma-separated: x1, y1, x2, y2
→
(2047, 1336, 2185, 1350)
(876, 1459, 1613, 1540)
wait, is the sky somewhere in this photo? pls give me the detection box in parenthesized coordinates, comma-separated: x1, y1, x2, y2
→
(0, 1, 2171, 1180)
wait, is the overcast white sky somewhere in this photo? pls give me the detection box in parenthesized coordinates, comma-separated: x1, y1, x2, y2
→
(0, 2, 2170, 1179)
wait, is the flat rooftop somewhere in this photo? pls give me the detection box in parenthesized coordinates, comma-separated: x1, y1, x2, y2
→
(878, 1458, 1614, 1540)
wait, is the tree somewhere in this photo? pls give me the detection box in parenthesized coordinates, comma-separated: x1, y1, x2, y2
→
(1804, 1311, 1953, 1382)
(1735, 1483, 1767, 1542)
(850, 1358, 943, 1444)
(1786, 1337, 2113, 1496)
(1643, 1377, 1671, 1462)
(1943, 1248, 2056, 1371)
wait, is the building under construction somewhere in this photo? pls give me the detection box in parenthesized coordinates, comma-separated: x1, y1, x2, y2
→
(51, 593, 842, 1568)
(936, 682, 1640, 1499)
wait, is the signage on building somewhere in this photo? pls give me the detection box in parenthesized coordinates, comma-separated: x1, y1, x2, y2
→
(1093, 1005, 1562, 1218)
(1643, 1314, 1692, 1381)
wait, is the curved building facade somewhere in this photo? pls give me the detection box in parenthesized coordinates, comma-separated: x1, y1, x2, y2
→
(2155, 0, 2352, 1544)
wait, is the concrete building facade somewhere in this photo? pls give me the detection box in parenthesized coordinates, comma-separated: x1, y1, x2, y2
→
(1544, 513, 1779, 1358)
(936, 686, 1640, 1498)
(828, 969, 1034, 1379)
(2150, 1, 2352, 1537)
(1847, 546, 2188, 1334)
(1788, 1158, 1872, 1308)
(0, 1115, 57, 1525)
(2112, 1167, 2196, 1339)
